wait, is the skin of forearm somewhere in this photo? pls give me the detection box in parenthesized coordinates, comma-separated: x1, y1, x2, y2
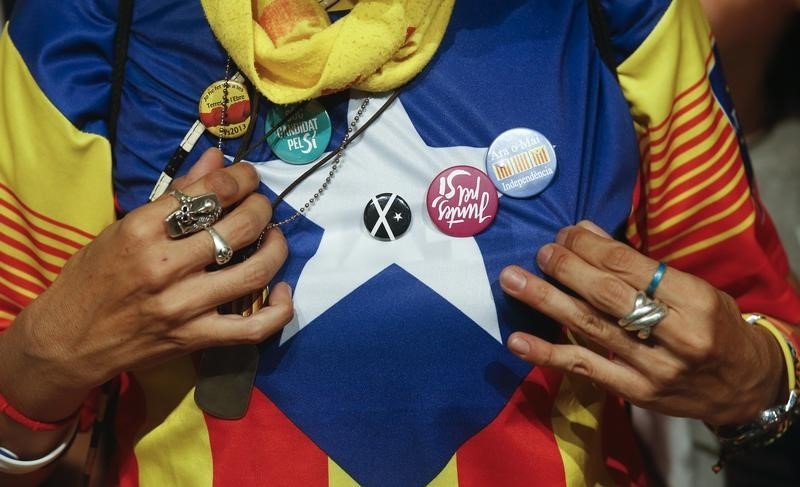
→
(0, 312, 89, 460)
(0, 311, 89, 484)
(0, 298, 97, 423)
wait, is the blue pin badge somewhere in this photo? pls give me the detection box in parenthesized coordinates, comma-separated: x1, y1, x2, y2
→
(485, 128, 557, 198)
(266, 100, 332, 165)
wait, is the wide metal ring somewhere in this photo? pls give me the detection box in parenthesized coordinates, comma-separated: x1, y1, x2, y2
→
(618, 291, 669, 339)
(164, 190, 223, 239)
(205, 226, 233, 265)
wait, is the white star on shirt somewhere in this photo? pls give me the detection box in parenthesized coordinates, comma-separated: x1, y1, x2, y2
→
(250, 92, 502, 345)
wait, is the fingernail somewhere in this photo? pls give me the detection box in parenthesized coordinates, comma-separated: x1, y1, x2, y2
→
(508, 336, 530, 356)
(555, 227, 569, 245)
(537, 245, 554, 267)
(500, 267, 527, 292)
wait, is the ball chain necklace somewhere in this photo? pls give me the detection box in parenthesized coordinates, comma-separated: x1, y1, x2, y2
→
(165, 0, 399, 419)
(165, 61, 400, 420)
(216, 57, 231, 152)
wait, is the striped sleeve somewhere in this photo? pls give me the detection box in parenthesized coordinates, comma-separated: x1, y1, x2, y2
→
(616, 0, 800, 329)
(0, 11, 116, 329)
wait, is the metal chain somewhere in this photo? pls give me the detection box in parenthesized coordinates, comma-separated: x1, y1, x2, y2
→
(218, 57, 232, 151)
(267, 97, 370, 228)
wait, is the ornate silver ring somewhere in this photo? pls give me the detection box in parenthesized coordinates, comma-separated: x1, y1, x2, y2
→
(164, 190, 223, 238)
(206, 226, 233, 265)
(618, 291, 669, 339)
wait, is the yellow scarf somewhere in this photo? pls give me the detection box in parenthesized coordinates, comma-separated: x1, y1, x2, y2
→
(200, 0, 454, 104)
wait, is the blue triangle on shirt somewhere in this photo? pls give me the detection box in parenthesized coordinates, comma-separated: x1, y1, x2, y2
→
(256, 264, 532, 486)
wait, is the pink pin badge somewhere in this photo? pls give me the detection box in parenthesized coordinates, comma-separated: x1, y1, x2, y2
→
(426, 166, 499, 237)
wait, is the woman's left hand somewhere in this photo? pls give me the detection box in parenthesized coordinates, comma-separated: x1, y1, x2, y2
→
(500, 220, 786, 426)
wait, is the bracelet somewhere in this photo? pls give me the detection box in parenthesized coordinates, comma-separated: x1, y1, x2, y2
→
(0, 389, 77, 432)
(712, 314, 800, 472)
(0, 418, 78, 474)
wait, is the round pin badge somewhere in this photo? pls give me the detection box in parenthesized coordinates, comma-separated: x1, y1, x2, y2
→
(266, 100, 332, 165)
(363, 193, 412, 241)
(426, 166, 499, 237)
(198, 80, 252, 139)
(485, 128, 557, 198)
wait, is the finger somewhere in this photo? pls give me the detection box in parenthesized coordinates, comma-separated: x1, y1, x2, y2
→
(554, 224, 701, 303)
(166, 192, 272, 272)
(507, 331, 649, 401)
(159, 227, 288, 318)
(150, 161, 262, 220)
(575, 220, 611, 238)
(537, 242, 639, 318)
(171, 148, 225, 190)
(499, 265, 654, 366)
(186, 281, 294, 349)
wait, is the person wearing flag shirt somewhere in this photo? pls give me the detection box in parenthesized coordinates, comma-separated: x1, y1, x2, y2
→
(1, 0, 799, 485)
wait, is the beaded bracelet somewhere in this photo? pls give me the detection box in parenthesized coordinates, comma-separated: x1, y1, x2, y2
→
(0, 389, 77, 432)
(712, 314, 800, 472)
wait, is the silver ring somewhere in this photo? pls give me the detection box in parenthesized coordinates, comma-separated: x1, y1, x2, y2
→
(618, 291, 668, 339)
(205, 226, 233, 265)
(164, 190, 223, 238)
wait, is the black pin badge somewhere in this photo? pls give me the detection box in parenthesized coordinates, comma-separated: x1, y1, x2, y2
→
(363, 193, 412, 241)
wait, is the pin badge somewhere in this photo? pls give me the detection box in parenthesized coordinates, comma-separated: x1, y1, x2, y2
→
(426, 166, 499, 237)
(363, 193, 412, 241)
(266, 100, 333, 165)
(198, 80, 252, 139)
(485, 128, 557, 198)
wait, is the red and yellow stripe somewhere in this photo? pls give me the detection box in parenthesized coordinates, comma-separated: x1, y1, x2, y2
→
(121, 361, 646, 486)
(619, 0, 753, 263)
(619, 0, 800, 331)
(0, 28, 114, 328)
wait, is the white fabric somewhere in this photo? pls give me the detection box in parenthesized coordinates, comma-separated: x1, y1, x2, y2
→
(251, 92, 500, 346)
(632, 408, 722, 487)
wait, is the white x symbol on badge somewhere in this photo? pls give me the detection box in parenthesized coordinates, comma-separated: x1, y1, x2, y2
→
(369, 193, 398, 241)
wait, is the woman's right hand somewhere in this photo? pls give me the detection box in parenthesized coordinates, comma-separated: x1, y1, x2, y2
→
(0, 148, 293, 423)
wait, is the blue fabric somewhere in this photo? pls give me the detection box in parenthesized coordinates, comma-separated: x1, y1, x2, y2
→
(259, 264, 533, 486)
(10, 0, 117, 136)
(257, 2, 641, 485)
(600, 0, 672, 64)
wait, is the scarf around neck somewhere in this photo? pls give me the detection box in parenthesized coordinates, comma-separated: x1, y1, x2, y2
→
(201, 0, 455, 104)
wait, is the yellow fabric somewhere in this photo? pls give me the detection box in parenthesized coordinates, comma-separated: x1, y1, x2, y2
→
(0, 26, 114, 326)
(620, 0, 756, 262)
(133, 359, 214, 486)
(200, 0, 454, 104)
(551, 374, 614, 487)
(328, 457, 359, 486)
(0, 29, 114, 236)
(328, 454, 458, 486)
(426, 455, 458, 486)
(617, 0, 711, 130)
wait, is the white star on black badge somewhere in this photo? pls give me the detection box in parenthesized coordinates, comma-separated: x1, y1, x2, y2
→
(363, 193, 412, 241)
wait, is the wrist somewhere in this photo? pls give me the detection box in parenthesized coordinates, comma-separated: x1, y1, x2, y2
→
(0, 416, 79, 475)
(711, 314, 800, 471)
(0, 312, 92, 423)
(752, 321, 790, 407)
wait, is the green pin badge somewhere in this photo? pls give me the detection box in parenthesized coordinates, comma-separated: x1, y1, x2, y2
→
(266, 100, 332, 165)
